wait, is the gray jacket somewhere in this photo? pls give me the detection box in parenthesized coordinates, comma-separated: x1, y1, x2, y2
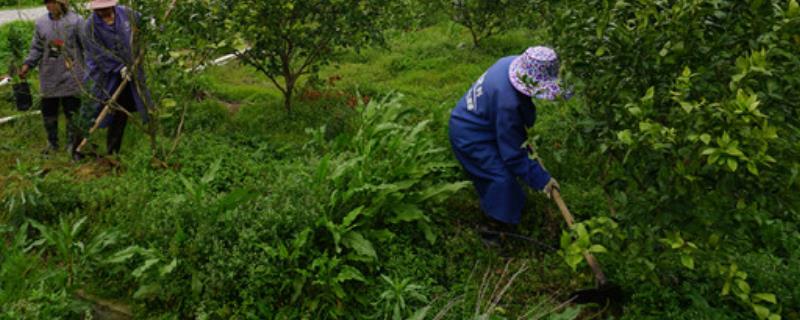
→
(24, 11, 86, 98)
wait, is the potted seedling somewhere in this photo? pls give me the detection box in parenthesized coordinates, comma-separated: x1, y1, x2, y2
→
(7, 23, 32, 111)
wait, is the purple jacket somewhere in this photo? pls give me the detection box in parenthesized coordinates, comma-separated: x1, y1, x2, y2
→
(82, 5, 152, 126)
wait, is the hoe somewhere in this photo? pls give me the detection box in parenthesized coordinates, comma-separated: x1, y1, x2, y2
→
(551, 189, 625, 306)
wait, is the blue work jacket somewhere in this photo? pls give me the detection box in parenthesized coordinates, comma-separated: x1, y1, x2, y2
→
(448, 56, 551, 224)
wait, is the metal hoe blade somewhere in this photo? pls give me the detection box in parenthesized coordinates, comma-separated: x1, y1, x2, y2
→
(569, 283, 625, 306)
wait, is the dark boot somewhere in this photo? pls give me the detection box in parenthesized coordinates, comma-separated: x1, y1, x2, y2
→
(63, 96, 82, 161)
(66, 128, 84, 162)
(42, 116, 59, 155)
(478, 216, 517, 250)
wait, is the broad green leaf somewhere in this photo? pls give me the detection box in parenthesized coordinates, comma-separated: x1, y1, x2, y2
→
(342, 206, 365, 228)
(680, 101, 694, 113)
(790, 0, 800, 17)
(161, 98, 177, 108)
(575, 224, 590, 248)
(549, 306, 583, 320)
(681, 255, 695, 270)
(132, 258, 160, 278)
(595, 46, 606, 56)
(589, 244, 607, 253)
(159, 259, 178, 276)
(708, 153, 721, 166)
(342, 231, 377, 258)
(419, 221, 437, 245)
(408, 306, 431, 320)
(700, 134, 712, 145)
(560, 231, 572, 250)
(370, 229, 396, 242)
(201, 158, 222, 185)
(416, 181, 470, 203)
(390, 203, 426, 223)
(336, 265, 366, 283)
(133, 284, 162, 300)
(728, 159, 739, 172)
(106, 246, 143, 264)
(753, 293, 777, 304)
(617, 130, 633, 145)
(747, 163, 759, 175)
(726, 148, 745, 158)
(736, 279, 751, 294)
(566, 254, 583, 271)
(71, 216, 88, 237)
(753, 304, 770, 320)
(701, 148, 717, 156)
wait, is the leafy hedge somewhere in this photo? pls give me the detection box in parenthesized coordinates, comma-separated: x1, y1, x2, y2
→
(535, 0, 800, 318)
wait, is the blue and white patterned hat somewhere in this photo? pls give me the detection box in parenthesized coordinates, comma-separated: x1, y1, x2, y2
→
(508, 46, 567, 100)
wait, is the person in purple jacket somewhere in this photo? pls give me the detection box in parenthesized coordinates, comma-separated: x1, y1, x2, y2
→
(81, 0, 152, 155)
(449, 46, 569, 247)
(19, 0, 85, 156)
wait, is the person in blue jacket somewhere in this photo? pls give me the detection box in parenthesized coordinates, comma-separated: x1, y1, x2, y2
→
(81, 0, 152, 156)
(449, 46, 569, 246)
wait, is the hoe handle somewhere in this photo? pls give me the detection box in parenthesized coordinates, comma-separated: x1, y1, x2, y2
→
(76, 78, 130, 153)
(552, 189, 608, 286)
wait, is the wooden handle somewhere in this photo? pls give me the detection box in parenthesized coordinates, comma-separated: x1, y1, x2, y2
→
(76, 78, 130, 153)
(552, 189, 608, 285)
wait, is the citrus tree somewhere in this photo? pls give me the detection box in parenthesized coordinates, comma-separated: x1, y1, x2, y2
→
(451, 0, 530, 47)
(224, 0, 389, 114)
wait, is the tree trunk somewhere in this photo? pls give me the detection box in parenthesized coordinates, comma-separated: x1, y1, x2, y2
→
(469, 27, 481, 48)
(284, 74, 296, 114)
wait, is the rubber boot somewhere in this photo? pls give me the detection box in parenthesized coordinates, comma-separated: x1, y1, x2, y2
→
(66, 125, 83, 162)
(478, 215, 517, 253)
(42, 116, 59, 155)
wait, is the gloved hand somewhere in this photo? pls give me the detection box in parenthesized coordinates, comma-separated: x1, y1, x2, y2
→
(542, 178, 560, 199)
(120, 66, 131, 81)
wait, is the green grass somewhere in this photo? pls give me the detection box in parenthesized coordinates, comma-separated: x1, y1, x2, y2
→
(0, 0, 39, 10)
(0, 20, 578, 318)
(2, 17, 798, 319)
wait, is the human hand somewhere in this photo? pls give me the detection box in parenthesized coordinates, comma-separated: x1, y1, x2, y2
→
(18, 64, 30, 79)
(542, 178, 560, 199)
(120, 66, 131, 80)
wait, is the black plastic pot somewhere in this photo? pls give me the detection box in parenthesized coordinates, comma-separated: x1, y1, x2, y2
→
(13, 82, 33, 111)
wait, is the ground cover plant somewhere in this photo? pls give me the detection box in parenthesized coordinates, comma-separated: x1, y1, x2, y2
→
(1, 0, 799, 319)
(0, 0, 38, 9)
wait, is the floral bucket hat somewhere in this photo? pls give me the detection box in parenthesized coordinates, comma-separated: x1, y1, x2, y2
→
(509, 46, 570, 100)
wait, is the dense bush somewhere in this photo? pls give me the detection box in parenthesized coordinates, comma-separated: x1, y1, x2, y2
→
(535, 0, 800, 318)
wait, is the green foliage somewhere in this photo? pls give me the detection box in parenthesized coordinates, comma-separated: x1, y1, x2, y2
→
(1, 21, 33, 80)
(451, 0, 529, 47)
(384, 0, 448, 31)
(372, 275, 429, 320)
(1, 2, 798, 318)
(220, 0, 390, 113)
(537, 0, 800, 318)
(1, 160, 46, 223)
(559, 217, 616, 272)
(0, 223, 89, 318)
(413, 260, 582, 320)
(29, 216, 121, 287)
(0, 0, 38, 8)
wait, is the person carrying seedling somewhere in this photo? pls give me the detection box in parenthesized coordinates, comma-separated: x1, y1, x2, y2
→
(19, 0, 85, 157)
(80, 0, 151, 156)
(449, 46, 570, 248)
